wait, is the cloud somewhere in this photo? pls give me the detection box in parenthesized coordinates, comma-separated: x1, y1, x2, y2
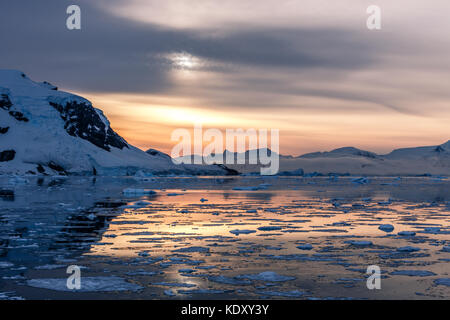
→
(0, 0, 450, 119)
(0, 0, 379, 92)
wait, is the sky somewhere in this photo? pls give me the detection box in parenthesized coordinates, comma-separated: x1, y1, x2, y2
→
(1, 0, 449, 155)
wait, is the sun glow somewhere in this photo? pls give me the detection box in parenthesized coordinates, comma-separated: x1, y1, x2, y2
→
(169, 52, 199, 70)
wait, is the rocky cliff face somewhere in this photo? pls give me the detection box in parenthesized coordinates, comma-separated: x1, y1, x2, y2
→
(0, 70, 233, 176)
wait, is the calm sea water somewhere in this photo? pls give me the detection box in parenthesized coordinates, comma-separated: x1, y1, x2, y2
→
(0, 176, 449, 299)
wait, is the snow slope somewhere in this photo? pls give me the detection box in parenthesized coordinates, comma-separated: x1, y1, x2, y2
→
(269, 142, 450, 176)
(176, 143, 450, 176)
(0, 70, 232, 176)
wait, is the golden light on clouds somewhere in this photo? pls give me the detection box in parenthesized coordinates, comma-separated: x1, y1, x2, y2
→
(79, 91, 450, 156)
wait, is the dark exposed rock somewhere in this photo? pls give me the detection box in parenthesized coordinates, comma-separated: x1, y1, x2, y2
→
(41, 81, 58, 90)
(49, 101, 128, 152)
(0, 127, 9, 134)
(0, 94, 12, 110)
(0, 189, 14, 201)
(8, 111, 29, 122)
(94, 201, 127, 208)
(0, 150, 15, 162)
(1, 93, 29, 122)
(146, 148, 171, 159)
(47, 161, 67, 175)
(277, 168, 305, 176)
(0, 189, 14, 196)
(36, 164, 46, 173)
(214, 164, 239, 175)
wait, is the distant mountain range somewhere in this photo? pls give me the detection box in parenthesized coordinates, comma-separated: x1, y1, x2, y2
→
(1, 69, 448, 177)
(176, 141, 450, 176)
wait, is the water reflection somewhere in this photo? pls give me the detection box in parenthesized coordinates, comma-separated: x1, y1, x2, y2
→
(0, 176, 449, 299)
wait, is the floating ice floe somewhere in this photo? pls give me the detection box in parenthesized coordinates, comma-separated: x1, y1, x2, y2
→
(177, 289, 226, 294)
(8, 176, 29, 185)
(229, 229, 256, 235)
(434, 278, 450, 287)
(398, 231, 416, 236)
(378, 199, 392, 205)
(296, 244, 313, 250)
(421, 227, 448, 234)
(257, 226, 283, 231)
(391, 270, 436, 277)
(153, 282, 196, 288)
(208, 275, 252, 285)
(0, 291, 24, 300)
(258, 290, 306, 297)
(441, 246, 450, 252)
(122, 188, 156, 196)
(125, 270, 161, 276)
(26, 276, 143, 292)
(123, 200, 152, 208)
(0, 262, 14, 268)
(172, 246, 210, 253)
(34, 264, 66, 270)
(351, 177, 370, 185)
(345, 240, 373, 247)
(164, 289, 176, 296)
(236, 271, 295, 282)
(232, 183, 270, 191)
(178, 269, 194, 274)
(378, 224, 394, 232)
(396, 246, 421, 252)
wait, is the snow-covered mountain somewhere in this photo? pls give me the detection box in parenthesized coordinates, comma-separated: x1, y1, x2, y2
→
(173, 142, 450, 176)
(299, 147, 378, 159)
(384, 141, 450, 160)
(224, 142, 450, 176)
(0, 70, 234, 176)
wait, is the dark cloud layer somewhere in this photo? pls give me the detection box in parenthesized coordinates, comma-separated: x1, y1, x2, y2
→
(0, 0, 381, 93)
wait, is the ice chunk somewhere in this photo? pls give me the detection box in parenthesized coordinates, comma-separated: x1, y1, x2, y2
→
(164, 289, 176, 296)
(172, 246, 210, 253)
(34, 264, 66, 270)
(237, 271, 295, 282)
(27, 276, 143, 292)
(434, 279, 450, 287)
(177, 289, 225, 294)
(397, 246, 420, 252)
(398, 231, 416, 236)
(258, 226, 282, 231)
(153, 282, 196, 288)
(378, 224, 394, 232)
(0, 262, 14, 268)
(351, 177, 370, 185)
(8, 176, 29, 185)
(296, 244, 313, 250)
(391, 270, 435, 277)
(122, 188, 156, 196)
(345, 240, 373, 247)
(208, 275, 252, 285)
(229, 229, 256, 235)
(258, 290, 306, 297)
(232, 184, 269, 191)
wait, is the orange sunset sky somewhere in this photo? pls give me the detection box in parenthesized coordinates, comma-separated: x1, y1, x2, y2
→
(3, 0, 450, 156)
